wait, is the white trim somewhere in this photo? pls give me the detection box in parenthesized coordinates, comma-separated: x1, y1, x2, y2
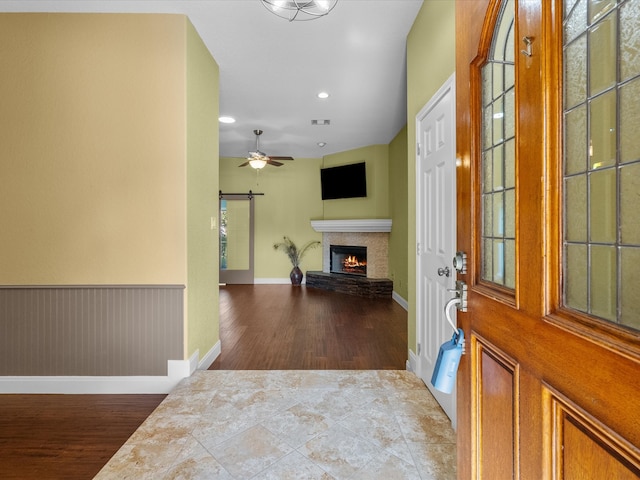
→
(408, 349, 417, 373)
(189, 349, 200, 374)
(0, 358, 192, 394)
(198, 341, 221, 370)
(254, 278, 306, 285)
(392, 291, 408, 311)
(311, 219, 392, 232)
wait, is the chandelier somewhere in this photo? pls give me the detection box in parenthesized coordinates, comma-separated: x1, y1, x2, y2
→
(260, 0, 339, 22)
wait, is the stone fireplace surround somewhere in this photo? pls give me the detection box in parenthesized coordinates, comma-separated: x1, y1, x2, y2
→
(310, 219, 392, 279)
(307, 219, 393, 298)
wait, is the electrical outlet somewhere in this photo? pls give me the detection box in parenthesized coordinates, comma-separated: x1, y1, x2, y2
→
(210, 216, 216, 230)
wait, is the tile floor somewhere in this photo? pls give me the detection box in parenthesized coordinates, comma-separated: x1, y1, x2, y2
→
(95, 370, 456, 479)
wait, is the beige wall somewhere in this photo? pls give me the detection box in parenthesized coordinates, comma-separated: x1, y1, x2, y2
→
(407, 1, 456, 352)
(186, 20, 220, 361)
(0, 13, 188, 285)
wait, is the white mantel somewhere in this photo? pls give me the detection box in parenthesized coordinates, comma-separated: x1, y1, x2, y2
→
(310, 219, 392, 233)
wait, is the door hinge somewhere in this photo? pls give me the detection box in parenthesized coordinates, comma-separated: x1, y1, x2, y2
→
(417, 343, 421, 355)
(416, 242, 421, 256)
(417, 142, 421, 156)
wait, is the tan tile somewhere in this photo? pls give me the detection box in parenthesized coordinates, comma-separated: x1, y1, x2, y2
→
(262, 403, 334, 448)
(389, 388, 445, 416)
(252, 451, 334, 480)
(97, 370, 458, 479)
(395, 413, 456, 444)
(298, 388, 363, 421)
(406, 442, 457, 480)
(377, 370, 426, 390)
(350, 450, 421, 480)
(164, 437, 234, 480)
(339, 407, 403, 450)
(299, 424, 382, 478)
(209, 425, 293, 478)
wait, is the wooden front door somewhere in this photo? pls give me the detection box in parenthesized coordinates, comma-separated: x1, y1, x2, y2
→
(456, 0, 640, 478)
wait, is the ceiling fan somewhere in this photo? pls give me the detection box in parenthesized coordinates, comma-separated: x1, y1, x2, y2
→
(239, 129, 294, 169)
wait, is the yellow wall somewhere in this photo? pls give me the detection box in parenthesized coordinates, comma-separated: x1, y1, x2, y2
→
(321, 144, 390, 219)
(389, 126, 409, 300)
(407, 1, 456, 352)
(219, 157, 324, 278)
(0, 13, 187, 285)
(186, 20, 220, 362)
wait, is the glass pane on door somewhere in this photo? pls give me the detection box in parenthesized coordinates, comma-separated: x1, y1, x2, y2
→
(562, 0, 640, 331)
(221, 199, 250, 271)
(219, 196, 254, 284)
(480, 0, 516, 289)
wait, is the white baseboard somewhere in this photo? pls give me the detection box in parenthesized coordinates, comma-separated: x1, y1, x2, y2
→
(198, 341, 221, 370)
(254, 278, 305, 285)
(407, 349, 417, 373)
(392, 291, 408, 310)
(0, 341, 224, 394)
(0, 358, 195, 395)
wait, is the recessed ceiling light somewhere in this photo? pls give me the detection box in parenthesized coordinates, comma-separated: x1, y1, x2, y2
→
(219, 116, 236, 124)
(317, 92, 329, 99)
(317, 142, 327, 147)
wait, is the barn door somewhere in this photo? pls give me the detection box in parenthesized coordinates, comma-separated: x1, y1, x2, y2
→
(456, 0, 640, 478)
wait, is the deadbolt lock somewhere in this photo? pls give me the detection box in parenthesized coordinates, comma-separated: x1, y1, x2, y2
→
(453, 251, 467, 274)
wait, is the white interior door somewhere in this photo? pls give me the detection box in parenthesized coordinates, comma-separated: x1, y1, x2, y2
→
(416, 74, 457, 426)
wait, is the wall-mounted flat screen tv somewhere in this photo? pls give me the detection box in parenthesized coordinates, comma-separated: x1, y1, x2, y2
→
(320, 162, 367, 200)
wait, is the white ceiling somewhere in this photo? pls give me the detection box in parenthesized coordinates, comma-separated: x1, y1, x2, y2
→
(0, 0, 424, 160)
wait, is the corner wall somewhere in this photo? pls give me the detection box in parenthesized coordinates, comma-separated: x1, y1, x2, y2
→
(186, 20, 220, 365)
(389, 126, 409, 300)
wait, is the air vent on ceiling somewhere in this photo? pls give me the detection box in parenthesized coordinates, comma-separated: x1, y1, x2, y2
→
(311, 119, 331, 126)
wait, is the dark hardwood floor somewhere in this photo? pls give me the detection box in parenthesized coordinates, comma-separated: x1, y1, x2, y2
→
(0, 394, 165, 479)
(211, 285, 408, 370)
(0, 285, 408, 479)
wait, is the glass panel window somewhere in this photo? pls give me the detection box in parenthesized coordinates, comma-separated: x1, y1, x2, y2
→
(480, 0, 515, 288)
(563, 0, 640, 330)
(619, 78, 640, 164)
(620, 0, 640, 81)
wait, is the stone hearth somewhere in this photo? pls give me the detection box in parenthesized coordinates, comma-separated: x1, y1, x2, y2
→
(306, 271, 393, 298)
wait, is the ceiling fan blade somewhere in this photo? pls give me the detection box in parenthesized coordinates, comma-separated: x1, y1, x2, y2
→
(268, 156, 294, 161)
(238, 160, 251, 167)
(267, 160, 284, 167)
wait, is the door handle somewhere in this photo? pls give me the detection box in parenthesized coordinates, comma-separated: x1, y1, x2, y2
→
(437, 266, 450, 277)
(446, 280, 468, 312)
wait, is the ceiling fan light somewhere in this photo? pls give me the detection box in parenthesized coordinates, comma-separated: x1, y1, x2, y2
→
(249, 158, 267, 169)
(260, 0, 338, 21)
(316, 0, 330, 11)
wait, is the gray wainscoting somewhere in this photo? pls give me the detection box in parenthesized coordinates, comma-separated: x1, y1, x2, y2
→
(0, 285, 184, 376)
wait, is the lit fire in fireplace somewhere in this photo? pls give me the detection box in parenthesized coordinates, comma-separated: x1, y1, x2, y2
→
(343, 255, 367, 273)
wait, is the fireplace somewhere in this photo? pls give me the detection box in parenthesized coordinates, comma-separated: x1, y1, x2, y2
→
(330, 245, 367, 276)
